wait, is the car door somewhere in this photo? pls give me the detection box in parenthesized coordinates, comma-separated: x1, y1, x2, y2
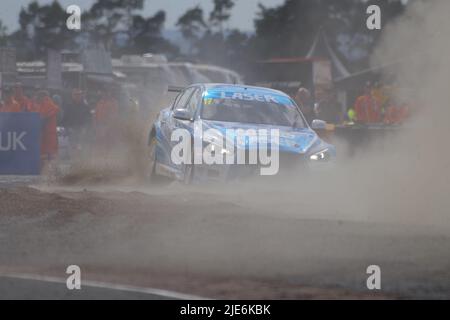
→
(166, 86, 196, 131)
(163, 87, 196, 168)
(170, 87, 203, 172)
(172, 87, 202, 130)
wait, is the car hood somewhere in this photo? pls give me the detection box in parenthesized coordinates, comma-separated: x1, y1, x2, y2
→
(199, 120, 319, 154)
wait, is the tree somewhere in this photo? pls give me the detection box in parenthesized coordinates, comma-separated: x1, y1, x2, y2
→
(224, 29, 251, 72)
(14, 1, 78, 60)
(176, 6, 207, 55)
(124, 11, 179, 57)
(209, 0, 235, 34)
(252, 0, 406, 69)
(83, 0, 177, 57)
(177, 0, 237, 65)
(8, 0, 178, 60)
(85, 0, 144, 51)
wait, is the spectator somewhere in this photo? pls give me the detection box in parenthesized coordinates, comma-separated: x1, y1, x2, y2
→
(13, 83, 32, 112)
(52, 93, 64, 122)
(31, 90, 60, 162)
(294, 87, 315, 124)
(347, 107, 357, 123)
(354, 82, 382, 124)
(94, 87, 119, 145)
(315, 88, 341, 124)
(384, 100, 410, 125)
(371, 82, 389, 112)
(0, 87, 21, 112)
(63, 88, 92, 148)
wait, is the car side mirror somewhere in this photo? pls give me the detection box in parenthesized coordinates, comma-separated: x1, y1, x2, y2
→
(173, 109, 193, 121)
(311, 119, 327, 130)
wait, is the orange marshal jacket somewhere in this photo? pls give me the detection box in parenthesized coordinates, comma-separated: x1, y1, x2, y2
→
(0, 98, 22, 112)
(354, 95, 382, 124)
(31, 97, 60, 156)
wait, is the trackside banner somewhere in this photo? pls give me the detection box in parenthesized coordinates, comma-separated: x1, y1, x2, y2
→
(0, 113, 41, 175)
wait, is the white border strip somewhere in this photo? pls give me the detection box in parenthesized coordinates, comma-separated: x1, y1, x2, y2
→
(0, 273, 210, 300)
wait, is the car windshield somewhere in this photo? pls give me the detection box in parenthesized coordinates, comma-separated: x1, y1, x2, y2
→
(200, 90, 307, 128)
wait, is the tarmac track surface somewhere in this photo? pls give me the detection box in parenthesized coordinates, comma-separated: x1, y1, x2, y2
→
(0, 275, 204, 300)
(0, 179, 449, 299)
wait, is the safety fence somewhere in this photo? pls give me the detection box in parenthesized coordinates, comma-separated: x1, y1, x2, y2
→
(0, 113, 41, 175)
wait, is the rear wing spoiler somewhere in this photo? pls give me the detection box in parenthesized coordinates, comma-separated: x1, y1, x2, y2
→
(168, 86, 184, 93)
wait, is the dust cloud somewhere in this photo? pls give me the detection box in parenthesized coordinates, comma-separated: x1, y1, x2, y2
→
(10, 0, 449, 298)
(233, 0, 450, 229)
(56, 0, 450, 230)
(362, 0, 450, 228)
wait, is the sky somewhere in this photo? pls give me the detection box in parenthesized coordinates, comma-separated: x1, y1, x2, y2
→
(0, 0, 285, 32)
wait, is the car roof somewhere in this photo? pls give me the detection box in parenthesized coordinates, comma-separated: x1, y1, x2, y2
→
(193, 83, 290, 98)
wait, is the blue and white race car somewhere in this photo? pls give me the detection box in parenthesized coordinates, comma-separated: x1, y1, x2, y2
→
(146, 84, 335, 183)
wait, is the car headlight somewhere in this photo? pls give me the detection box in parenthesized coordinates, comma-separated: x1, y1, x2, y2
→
(309, 149, 331, 161)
